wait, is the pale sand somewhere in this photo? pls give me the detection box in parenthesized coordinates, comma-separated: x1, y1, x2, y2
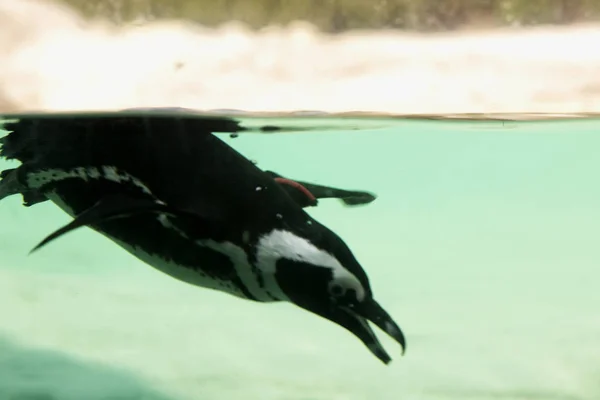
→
(2, 0, 600, 115)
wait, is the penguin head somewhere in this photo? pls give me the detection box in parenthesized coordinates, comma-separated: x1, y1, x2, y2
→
(256, 224, 406, 364)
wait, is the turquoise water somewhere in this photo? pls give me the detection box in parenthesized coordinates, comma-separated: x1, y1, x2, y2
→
(0, 118, 599, 400)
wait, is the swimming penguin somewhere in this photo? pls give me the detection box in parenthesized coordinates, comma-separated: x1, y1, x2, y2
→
(0, 110, 405, 364)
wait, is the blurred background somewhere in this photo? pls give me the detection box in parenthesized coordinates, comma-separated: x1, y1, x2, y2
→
(37, 0, 600, 32)
(2, 0, 600, 114)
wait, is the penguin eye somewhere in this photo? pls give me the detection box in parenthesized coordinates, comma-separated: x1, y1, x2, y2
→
(328, 276, 365, 303)
(329, 283, 345, 297)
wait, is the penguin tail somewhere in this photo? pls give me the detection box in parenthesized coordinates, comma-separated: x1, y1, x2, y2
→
(0, 116, 99, 167)
(0, 120, 50, 206)
(0, 118, 35, 163)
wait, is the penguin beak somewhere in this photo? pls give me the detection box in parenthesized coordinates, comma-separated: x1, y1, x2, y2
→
(323, 298, 406, 364)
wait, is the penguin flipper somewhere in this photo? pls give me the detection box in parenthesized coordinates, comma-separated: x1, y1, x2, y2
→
(267, 171, 377, 207)
(30, 194, 193, 253)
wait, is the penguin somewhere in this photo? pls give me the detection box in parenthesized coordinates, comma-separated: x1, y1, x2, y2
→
(0, 111, 405, 364)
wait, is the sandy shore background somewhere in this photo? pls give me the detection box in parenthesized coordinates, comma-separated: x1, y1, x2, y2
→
(2, 0, 600, 115)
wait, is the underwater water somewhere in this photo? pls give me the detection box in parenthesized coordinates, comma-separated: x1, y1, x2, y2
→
(0, 116, 599, 400)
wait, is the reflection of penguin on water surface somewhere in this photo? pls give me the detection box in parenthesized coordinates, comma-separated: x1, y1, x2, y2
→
(0, 110, 405, 364)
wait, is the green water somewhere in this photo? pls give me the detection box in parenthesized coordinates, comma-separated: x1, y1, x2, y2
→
(0, 118, 598, 400)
